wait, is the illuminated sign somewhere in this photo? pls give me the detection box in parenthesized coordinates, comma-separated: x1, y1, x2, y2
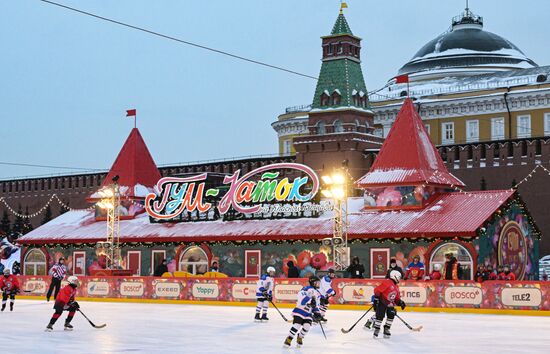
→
(498, 221, 527, 280)
(145, 163, 321, 220)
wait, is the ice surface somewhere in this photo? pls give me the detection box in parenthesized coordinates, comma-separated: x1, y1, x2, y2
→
(3, 300, 549, 354)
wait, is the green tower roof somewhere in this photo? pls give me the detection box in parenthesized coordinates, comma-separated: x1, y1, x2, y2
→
(331, 13, 353, 35)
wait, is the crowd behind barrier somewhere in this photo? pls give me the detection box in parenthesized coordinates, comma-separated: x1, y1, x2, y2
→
(18, 276, 550, 312)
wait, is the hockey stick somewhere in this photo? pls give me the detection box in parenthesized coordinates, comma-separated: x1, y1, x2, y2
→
(77, 309, 107, 329)
(269, 300, 291, 323)
(395, 313, 422, 332)
(317, 319, 327, 340)
(340, 306, 373, 334)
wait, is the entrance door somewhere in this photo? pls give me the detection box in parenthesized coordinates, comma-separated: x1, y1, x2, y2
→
(127, 251, 141, 276)
(151, 250, 166, 275)
(245, 250, 261, 278)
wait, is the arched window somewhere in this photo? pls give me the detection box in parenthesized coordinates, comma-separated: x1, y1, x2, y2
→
(24, 249, 47, 275)
(179, 246, 209, 275)
(430, 242, 474, 280)
(333, 120, 343, 133)
(317, 121, 326, 135)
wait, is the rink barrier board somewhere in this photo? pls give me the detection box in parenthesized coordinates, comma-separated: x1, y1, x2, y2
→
(18, 276, 550, 315)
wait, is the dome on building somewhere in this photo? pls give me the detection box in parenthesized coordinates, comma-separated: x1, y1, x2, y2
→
(397, 7, 537, 81)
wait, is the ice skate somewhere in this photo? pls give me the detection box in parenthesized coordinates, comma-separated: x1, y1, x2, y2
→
(254, 313, 262, 322)
(383, 326, 391, 339)
(364, 319, 373, 330)
(261, 313, 269, 321)
(283, 336, 293, 348)
(373, 326, 380, 338)
(64, 323, 74, 331)
(296, 336, 303, 347)
(45, 324, 54, 332)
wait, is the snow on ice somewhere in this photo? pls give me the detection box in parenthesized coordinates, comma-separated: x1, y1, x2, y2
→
(2, 300, 549, 354)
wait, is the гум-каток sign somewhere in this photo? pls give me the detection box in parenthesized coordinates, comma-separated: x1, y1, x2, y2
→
(145, 163, 323, 221)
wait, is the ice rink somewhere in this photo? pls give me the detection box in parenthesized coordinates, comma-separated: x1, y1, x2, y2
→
(2, 300, 549, 354)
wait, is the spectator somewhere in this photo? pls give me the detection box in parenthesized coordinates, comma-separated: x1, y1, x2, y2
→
(475, 264, 486, 282)
(386, 258, 404, 279)
(425, 263, 442, 280)
(347, 257, 365, 279)
(442, 252, 462, 280)
(405, 255, 425, 281)
(501, 265, 516, 281)
(210, 261, 219, 273)
(153, 259, 169, 277)
(287, 261, 300, 278)
(486, 265, 497, 280)
(46, 257, 67, 302)
(496, 265, 505, 280)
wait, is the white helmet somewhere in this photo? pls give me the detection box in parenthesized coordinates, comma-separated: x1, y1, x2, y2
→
(389, 270, 402, 283)
(433, 263, 442, 271)
(67, 276, 79, 286)
(3, 268, 10, 276)
(267, 266, 276, 274)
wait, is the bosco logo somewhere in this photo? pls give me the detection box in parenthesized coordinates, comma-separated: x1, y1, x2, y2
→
(444, 286, 482, 305)
(155, 282, 181, 298)
(274, 284, 303, 301)
(119, 281, 145, 296)
(192, 283, 219, 298)
(231, 283, 257, 300)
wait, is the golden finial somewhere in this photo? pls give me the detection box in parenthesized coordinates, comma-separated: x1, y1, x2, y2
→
(340, 1, 348, 14)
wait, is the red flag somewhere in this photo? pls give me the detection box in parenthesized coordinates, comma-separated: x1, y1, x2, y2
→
(126, 109, 137, 117)
(395, 74, 409, 84)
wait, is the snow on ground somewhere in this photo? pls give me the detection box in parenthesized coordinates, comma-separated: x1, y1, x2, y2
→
(2, 300, 549, 354)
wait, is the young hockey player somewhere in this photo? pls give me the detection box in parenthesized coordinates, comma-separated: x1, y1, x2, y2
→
(254, 266, 275, 322)
(283, 275, 323, 348)
(318, 268, 336, 322)
(46, 276, 80, 331)
(372, 270, 406, 338)
(0, 268, 20, 312)
(500, 265, 516, 281)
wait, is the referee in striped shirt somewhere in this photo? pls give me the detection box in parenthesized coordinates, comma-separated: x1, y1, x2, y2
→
(46, 257, 67, 302)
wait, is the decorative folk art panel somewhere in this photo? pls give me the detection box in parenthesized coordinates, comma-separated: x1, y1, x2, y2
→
(19, 276, 550, 311)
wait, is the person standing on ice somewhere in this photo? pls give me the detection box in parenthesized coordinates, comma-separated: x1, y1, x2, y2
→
(254, 266, 275, 322)
(46, 276, 80, 331)
(405, 255, 425, 281)
(0, 268, 20, 312)
(46, 257, 67, 302)
(371, 270, 406, 338)
(283, 275, 323, 348)
(318, 268, 336, 322)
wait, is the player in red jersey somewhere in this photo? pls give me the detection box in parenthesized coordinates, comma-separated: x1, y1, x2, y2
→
(0, 269, 20, 311)
(46, 276, 80, 331)
(372, 270, 406, 338)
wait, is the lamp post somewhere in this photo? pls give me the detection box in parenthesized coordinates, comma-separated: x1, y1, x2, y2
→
(321, 171, 349, 271)
(96, 180, 121, 269)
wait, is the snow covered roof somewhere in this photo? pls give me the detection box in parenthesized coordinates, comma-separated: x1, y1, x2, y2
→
(357, 99, 464, 187)
(17, 190, 515, 245)
(92, 128, 161, 199)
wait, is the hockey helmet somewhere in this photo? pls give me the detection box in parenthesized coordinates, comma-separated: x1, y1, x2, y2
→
(309, 275, 321, 288)
(266, 266, 276, 275)
(433, 263, 442, 271)
(3, 268, 10, 276)
(389, 270, 402, 284)
(67, 275, 79, 286)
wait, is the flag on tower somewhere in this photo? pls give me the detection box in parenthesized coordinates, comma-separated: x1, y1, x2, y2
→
(126, 109, 137, 117)
(395, 74, 409, 84)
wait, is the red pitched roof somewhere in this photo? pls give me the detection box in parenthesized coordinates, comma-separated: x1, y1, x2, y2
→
(357, 98, 464, 188)
(19, 191, 514, 244)
(96, 128, 161, 198)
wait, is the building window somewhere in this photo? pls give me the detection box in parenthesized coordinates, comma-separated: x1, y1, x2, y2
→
(337, 44, 343, 54)
(179, 246, 209, 275)
(544, 113, 550, 136)
(327, 44, 333, 54)
(333, 120, 343, 133)
(320, 93, 329, 106)
(332, 91, 341, 105)
(491, 117, 505, 140)
(283, 140, 292, 155)
(517, 115, 531, 138)
(441, 122, 454, 144)
(429, 242, 473, 280)
(424, 124, 431, 135)
(466, 120, 479, 142)
(317, 121, 326, 135)
(24, 249, 47, 275)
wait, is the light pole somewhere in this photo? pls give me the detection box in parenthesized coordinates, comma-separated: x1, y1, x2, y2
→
(96, 180, 121, 269)
(321, 171, 349, 271)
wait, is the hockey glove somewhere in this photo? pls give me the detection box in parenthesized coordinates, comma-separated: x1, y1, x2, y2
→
(321, 297, 329, 305)
(267, 294, 273, 302)
(312, 312, 323, 322)
(398, 299, 406, 310)
(372, 296, 380, 307)
(262, 291, 269, 299)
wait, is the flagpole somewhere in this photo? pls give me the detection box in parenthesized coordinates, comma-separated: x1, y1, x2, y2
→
(134, 111, 137, 129)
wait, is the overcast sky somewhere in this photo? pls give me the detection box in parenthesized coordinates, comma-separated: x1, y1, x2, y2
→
(1, 0, 549, 179)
